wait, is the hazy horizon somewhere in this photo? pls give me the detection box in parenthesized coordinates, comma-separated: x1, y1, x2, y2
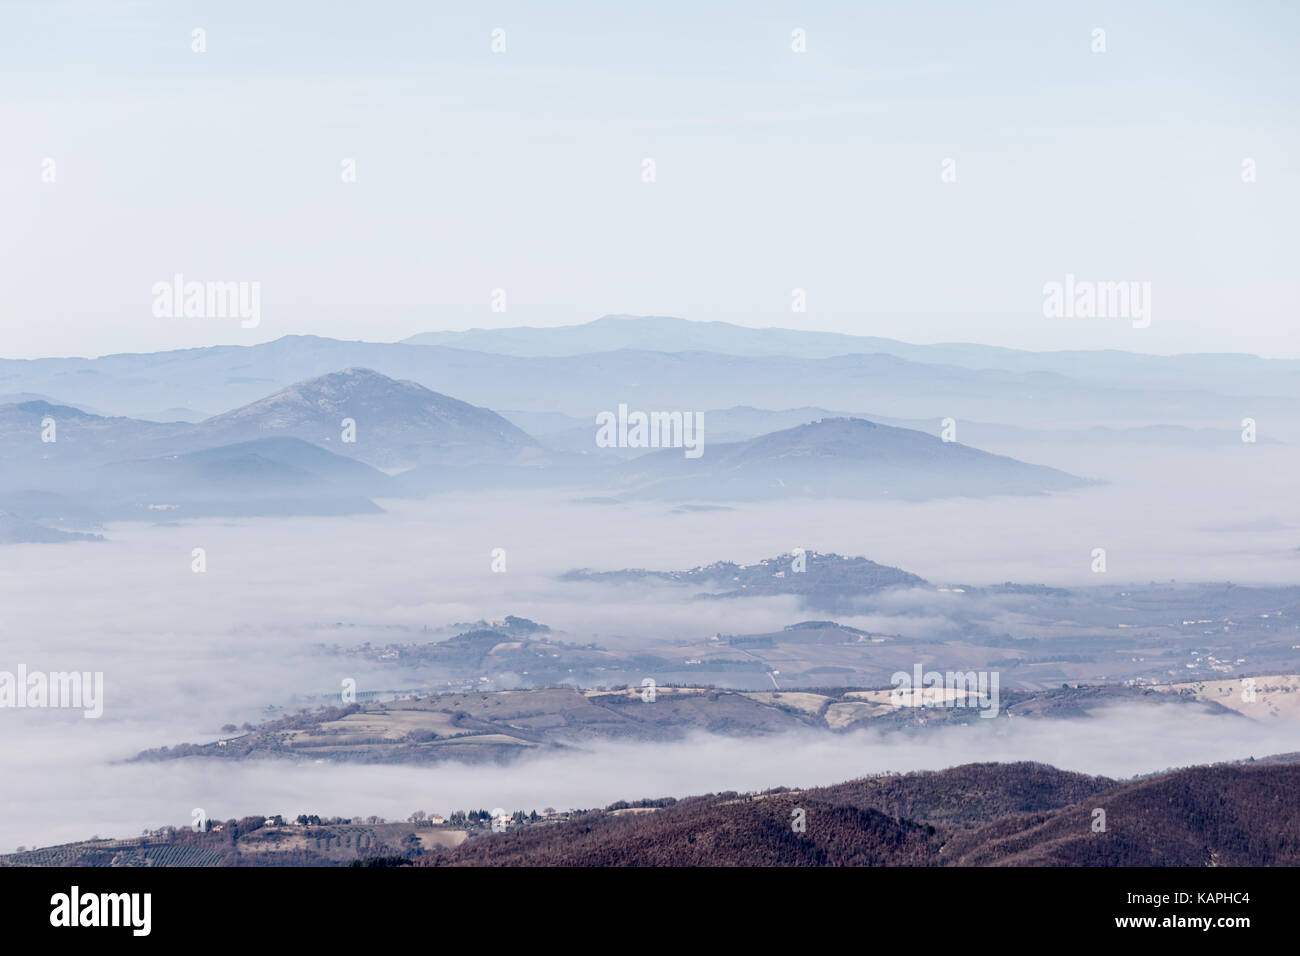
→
(3, 1, 1297, 360)
(7, 313, 1300, 364)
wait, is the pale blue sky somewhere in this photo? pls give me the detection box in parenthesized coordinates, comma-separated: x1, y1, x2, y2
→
(1, 0, 1296, 358)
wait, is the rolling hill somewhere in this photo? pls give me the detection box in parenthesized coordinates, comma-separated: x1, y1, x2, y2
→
(0, 400, 186, 473)
(0, 512, 103, 544)
(616, 417, 1093, 500)
(422, 760, 1300, 866)
(10, 758, 1294, 867)
(89, 437, 393, 518)
(563, 550, 927, 598)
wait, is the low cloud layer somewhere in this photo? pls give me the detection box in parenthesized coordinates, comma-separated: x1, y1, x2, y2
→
(1, 440, 1296, 850)
(2, 701, 1294, 852)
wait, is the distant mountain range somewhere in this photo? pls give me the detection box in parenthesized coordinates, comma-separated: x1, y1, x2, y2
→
(0, 370, 535, 474)
(0, 369, 1096, 540)
(1, 317, 1293, 436)
(0, 370, 537, 529)
(405, 314, 1300, 398)
(405, 315, 1300, 387)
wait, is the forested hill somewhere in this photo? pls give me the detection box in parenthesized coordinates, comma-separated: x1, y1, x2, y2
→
(422, 760, 1300, 867)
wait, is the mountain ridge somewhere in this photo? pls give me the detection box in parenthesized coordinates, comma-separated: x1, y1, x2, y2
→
(2, 327, 1296, 438)
(197, 367, 541, 469)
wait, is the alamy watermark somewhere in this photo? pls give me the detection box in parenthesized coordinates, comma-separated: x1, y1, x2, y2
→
(50, 886, 150, 936)
(596, 404, 704, 458)
(890, 664, 1000, 718)
(152, 274, 261, 328)
(0, 666, 103, 718)
(1042, 273, 1151, 328)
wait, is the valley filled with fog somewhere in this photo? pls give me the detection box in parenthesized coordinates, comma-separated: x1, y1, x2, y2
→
(3, 429, 1296, 851)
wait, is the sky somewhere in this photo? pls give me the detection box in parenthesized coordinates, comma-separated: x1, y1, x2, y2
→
(1, 0, 1297, 359)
